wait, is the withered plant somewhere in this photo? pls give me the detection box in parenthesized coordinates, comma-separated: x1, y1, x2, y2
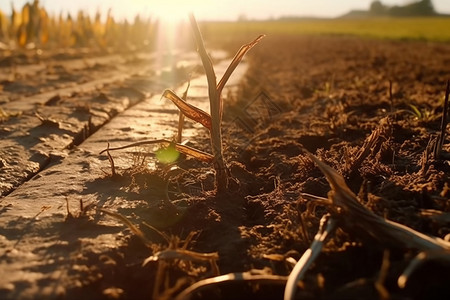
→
(163, 15, 264, 192)
(102, 15, 264, 193)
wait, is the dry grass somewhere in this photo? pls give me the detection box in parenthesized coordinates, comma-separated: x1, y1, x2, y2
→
(283, 152, 450, 299)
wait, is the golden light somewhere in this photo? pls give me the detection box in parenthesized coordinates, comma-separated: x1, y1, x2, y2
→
(111, 0, 212, 51)
(150, 1, 205, 52)
(151, 2, 192, 26)
(141, 1, 208, 87)
(111, 0, 211, 83)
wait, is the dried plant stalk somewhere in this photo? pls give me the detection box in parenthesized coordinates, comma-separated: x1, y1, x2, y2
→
(344, 116, 391, 175)
(176, 269, 289, 300)
(143, 249, 219, 266)
(419, 136, 436, 175)
(398, 250, 450, 288)
(307, 153, 450, 251)
(389, 80, 394, 113)
(145, 248, 220, 300)
(189, 14, 227, 192)
(374, 250, 390, 300)
(284, 214, 337, 300)
(105, 142, 116, 176)
(288, 153, 450, 297)
(186, 15, 264, 192)
(177, 81, 191, 143)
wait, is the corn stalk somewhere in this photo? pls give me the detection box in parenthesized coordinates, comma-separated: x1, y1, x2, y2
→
(162, 15, 263, 193)
(188, 15, 227, 191)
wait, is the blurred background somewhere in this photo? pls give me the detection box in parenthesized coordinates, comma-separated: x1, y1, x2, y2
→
(1, 0, 449, 51)
(2, 0, 450, 21)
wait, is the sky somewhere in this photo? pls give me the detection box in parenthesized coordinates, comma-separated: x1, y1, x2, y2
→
(1, 0, 450, 21)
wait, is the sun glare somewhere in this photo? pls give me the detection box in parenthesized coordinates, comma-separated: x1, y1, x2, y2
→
(119, 0, 209, 25)
(153, 3, 190, 26)
(112, 0, 212, 48)
(127, 0, 206, 52)
(112, 0, 210, 82)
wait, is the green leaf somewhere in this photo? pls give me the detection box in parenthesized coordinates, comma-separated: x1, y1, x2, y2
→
(408, 104, 422, 119)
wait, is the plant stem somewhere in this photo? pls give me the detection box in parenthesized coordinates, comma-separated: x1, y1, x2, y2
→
(434, 79, 449, 158)
(189, 14, 228, 192)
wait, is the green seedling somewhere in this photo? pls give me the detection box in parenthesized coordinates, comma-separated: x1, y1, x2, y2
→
(313, 76, 335, 99)
(407, 103, 433, 122)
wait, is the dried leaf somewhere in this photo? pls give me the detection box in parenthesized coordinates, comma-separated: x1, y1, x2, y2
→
(216, 34, 264, 119)
(217, 34, 265, 96)
(162, 89, 211, 130)
(100, 139, 214, 163)
(0, 10, 7, 40)
(173, 143, 213, 163)
(189, 15, 217, 105)
(21, 3, 30, 25)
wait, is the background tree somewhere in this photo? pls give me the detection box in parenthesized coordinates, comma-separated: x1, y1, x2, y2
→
(370, 1, 387, 15)
(389, 0, 436, 16)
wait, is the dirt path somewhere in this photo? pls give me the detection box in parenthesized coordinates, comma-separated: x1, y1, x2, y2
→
(0, 50, 246, 299)
(0, 49, 221, 197)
